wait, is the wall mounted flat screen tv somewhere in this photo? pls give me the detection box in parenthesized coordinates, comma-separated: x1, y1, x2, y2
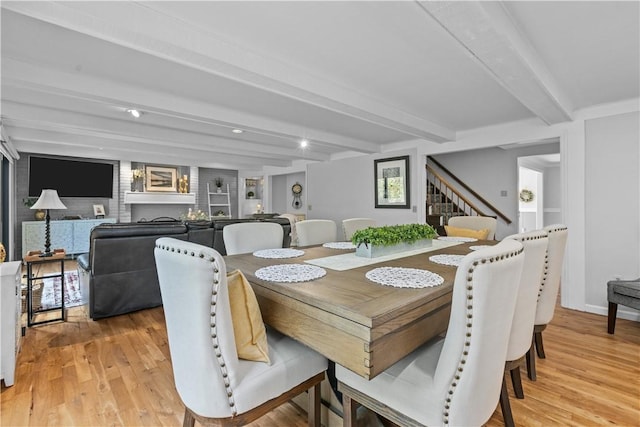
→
(28, 156, 114, 198)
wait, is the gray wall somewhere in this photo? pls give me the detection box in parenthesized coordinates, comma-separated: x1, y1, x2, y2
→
(271, 174, 288, 214)
(543, 165, 562, 226)
(307, 149, 420, 240)
(197, 168, 238, 218)
(432, 143, 560, 239)
(274, 171, 306, 216)
(585, 111, 640, 308)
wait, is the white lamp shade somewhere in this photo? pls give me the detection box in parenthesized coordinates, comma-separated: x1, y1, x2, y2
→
(30, 189, 67, 210)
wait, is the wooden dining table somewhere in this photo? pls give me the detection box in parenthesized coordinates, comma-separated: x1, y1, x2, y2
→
(224, 240, 493, 380)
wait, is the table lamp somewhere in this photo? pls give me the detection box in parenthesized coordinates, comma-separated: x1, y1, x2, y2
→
(30, 189, 67, 257)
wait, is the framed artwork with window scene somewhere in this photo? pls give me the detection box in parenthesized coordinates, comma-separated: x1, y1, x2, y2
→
(374, 155, 410, 209)
(146, 166, 178, 192)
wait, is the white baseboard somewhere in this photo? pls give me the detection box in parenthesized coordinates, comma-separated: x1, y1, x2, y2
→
(584, 304, 640, 322)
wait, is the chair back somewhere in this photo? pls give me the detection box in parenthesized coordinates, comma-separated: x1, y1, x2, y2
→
(223, 222, 284, 255)
(535, 224, 568, 326)
(342, 218, 376, 241)
(448, 215, 497, 239)
(296, 219, 337, 246)
(154, 237, 240, 418)
(435, 239, 524, 426)
(503, 229, 549, 361)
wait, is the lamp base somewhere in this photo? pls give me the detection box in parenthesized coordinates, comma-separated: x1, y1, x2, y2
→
(39, 252, 54, 258)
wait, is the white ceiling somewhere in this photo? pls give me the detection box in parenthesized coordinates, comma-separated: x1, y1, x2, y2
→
(1, 1, 638, 170)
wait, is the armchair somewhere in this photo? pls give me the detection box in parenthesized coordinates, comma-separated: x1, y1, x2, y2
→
(607, 278, 640, 334)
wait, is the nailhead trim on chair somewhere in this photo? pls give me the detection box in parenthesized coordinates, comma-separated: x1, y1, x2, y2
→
(546, 225, 568, 233)
(538, 252, 549, 299)
(156, 243, 238, 416)
(508, 231, 549, 300)
(442, 246, 524, 426)
(537, 226, 567, 300)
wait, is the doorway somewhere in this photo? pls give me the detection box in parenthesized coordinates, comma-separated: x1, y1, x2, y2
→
(517, 153, 561, 232)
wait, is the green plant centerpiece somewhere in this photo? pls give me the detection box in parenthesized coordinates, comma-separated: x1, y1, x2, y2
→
(351, 223, 438, 258)
(180, 208, 209, 221)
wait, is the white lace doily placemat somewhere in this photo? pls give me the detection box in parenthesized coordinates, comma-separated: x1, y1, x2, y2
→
(365, 267, 444, 288)
(255, 264, 326, 283)
(469, 245, 492, 251)
(253, 248, 305, 259)
(322, 242, 356, 250)
(437, 236, 478, 243)
(429, 254, 465, 267)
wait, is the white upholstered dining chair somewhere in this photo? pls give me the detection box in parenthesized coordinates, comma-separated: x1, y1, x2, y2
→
(500, 229, 549, 427)
(223, 222, 284, 255)
(295, 219, 337, 246)
(154, 238, 327, 426)
(342, 218, 376, 241)
(447, 215, 498, 240)
(336, 239, 525, 427)
(527, 224, 568, 380)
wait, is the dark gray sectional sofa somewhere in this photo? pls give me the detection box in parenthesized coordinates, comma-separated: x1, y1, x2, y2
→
(77, 218, 291, 319)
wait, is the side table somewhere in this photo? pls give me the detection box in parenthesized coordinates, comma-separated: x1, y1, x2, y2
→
(24, 249, 66, 326)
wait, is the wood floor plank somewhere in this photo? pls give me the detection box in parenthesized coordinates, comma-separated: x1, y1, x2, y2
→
(2, 262, 638, 426)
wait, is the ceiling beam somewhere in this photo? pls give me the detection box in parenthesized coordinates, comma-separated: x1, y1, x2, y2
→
(417, 1, 573, 125)
(1, 104, 314, 165)
(3, 1, 455, 142)
(7, 128, 292, 169)
(2, 57, 377, 155)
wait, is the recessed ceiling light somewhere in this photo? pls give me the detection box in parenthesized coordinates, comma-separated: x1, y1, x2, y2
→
(127, 109, 141, 118)
(232, 129, 243, 134)
(300, 139, 309, 148)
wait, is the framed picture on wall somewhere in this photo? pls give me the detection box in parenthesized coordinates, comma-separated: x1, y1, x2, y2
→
(93, 204, 105, 218)
(374, 155, 410, 209)
(146, 166, 178, 192)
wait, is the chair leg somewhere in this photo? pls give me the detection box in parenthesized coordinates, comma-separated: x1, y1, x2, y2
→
(182, 408, 195, 427)
(342, 394, 357, 427)
(308, 382, 321, 427)
(510, 366, 525, 399)
(608, 302, 618, 334)
(526, 341, 537, 381)
(500, 376, 515, 427)
(534, 330, 545, 359)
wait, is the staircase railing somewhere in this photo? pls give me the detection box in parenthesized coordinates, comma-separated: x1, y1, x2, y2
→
(426, 156, 512, 225)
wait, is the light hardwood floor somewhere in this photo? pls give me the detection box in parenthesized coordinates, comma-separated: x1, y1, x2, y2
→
(2, 266, 638, 426)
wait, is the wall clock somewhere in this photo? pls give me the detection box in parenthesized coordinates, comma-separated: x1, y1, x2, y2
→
(292, 182, 303, 209)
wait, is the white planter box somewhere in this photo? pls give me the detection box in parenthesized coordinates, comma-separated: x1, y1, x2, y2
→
(355, 239, 433, 258)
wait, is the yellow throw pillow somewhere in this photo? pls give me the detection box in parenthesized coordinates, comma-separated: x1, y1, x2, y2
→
(445, 225, 490, 240)
(226, 269, 270, 363)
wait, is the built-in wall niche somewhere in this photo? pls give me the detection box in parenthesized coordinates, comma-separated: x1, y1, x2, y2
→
(130, 162, 191, 193)
(245, 178, 262, 199)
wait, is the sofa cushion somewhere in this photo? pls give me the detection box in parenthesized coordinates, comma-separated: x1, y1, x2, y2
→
(612, 281, 640, 299)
